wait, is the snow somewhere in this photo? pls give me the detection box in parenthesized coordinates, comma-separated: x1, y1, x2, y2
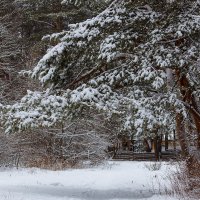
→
(0, 161, 178, 200)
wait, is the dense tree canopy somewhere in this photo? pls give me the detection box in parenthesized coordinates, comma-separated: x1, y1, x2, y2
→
(2, 0, 200, 155)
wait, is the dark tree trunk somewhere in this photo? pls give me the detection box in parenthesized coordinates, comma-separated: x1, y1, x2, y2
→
(176, 113, 189, 157)
(143, 138, 151, 152)
(165, 132, 169, 151)
(154, 136, 159, 161)
(176, 71, 200, 150)
(173, 130, 176, 150)
(158, 134, 162, 153)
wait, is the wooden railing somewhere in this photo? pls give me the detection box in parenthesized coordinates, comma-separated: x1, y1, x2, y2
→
(112, 150, 181, 161)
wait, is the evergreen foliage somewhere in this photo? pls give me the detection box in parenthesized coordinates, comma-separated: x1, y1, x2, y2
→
(1, 0, 200, 153)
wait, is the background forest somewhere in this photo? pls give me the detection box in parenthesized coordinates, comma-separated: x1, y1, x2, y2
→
(0, 0, 200, 198)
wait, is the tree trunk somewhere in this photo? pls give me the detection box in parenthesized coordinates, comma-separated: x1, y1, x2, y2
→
(158, 134, 162, 153)
(154, 135, 159, 161)
(165, 132, 169, 151)
(188, 108, 200, 149)
(173, 130, 176, 150)
(176, 113, 189, 157)
(143, 138, 151, 152)
(176, 71, 200, 150)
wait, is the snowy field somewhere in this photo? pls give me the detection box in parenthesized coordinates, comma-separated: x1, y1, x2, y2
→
(0, 161, 179, 200)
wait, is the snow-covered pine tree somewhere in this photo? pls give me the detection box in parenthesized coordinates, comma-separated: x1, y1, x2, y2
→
(2, 0, 200, 155)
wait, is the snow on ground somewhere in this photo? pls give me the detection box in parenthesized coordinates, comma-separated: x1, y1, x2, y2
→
(0, 161, 178, 200)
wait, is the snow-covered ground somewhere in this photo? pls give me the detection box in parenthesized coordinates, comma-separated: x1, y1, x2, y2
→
(0, 161, 178, 200)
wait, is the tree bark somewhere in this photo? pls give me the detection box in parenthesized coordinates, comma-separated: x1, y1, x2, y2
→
(143, 138, 151, 152)
(176, 70, 200, 150)
(154, 135, 159, 161)
(166, 69, 191, 155)
(165, 132, 169, 151)
(173, 130, 176, 150)
(176, 113, 189, 157)
(158, 134, 162, 153)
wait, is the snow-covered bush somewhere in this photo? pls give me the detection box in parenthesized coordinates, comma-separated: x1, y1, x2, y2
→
(144, 162, 162, 171)
(170, 158, 200, 199)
